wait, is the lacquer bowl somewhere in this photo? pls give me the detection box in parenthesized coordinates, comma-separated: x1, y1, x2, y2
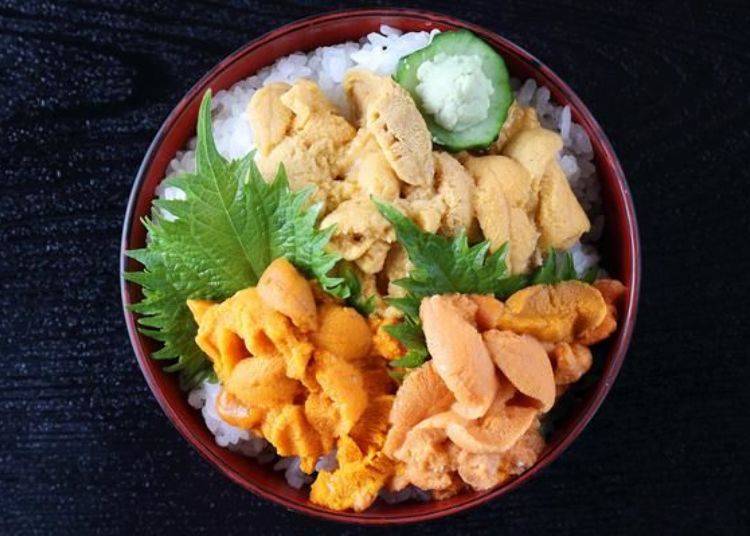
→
(120, 8, 641, 525)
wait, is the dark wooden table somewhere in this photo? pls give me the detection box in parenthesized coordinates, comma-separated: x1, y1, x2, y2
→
(2, 1, 748, 534)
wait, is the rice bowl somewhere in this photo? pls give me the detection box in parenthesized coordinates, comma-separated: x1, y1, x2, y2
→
(121, 9, 639, 524)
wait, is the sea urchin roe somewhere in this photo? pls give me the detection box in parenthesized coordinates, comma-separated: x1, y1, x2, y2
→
(311, 303, 372, 362)
(416, 53, 494, 132)
(433, 151, 475, 235)
(496, 281, 608, 343)
(261, 404, 323, 473)
(420, 294, 498, 419)
(349, 394, 395, 453)
(371, 317, 407, 361)
(537, 160, 591, 250)
(482, 330, 555, 412)
(501, 127, 563, 183)
(383, 362, 454, 457)
(341, 69, 436, 187)
(550, 342, 593, 386)
(257, 257, 318, 333)
(246, 82, 293, 156)
(310, 436, 396, 512)
(444, 400, 537, 455)
(310, 350, 368, 436)
(394, 427, 456, 491)
(320, 197, 396, 274)
(251, 79, 356, 209)
(387, 370, 541, 495)
(498, 419, 545, 477)
(188, 260, 396, 493)
(224, 355, 301, 410)
(215, 388, 265, 430)
(385, 284, 627, 496)
(189, 287, 317, 383)
(454, 449, 503, 490)
(577, 278, 626, 345)
(491, 101, 540, 152)
(470, 294, 505, 331)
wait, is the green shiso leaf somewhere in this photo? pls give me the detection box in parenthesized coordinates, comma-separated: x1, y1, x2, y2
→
(375, 200, 525, 299)
(385, 316, 428, 369)
(374, 200, 523, 369)
(581, 266, 599, 284)
(338, 261, 376, 316)
(126, 90, 348, 389)
(375, 201, 599, 371)
(529, 248, 598, 286)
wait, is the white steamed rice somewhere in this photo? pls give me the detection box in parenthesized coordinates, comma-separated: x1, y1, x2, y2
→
(174, 25, 604, 500)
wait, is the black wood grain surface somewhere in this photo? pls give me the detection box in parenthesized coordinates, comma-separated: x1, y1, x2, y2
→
(1, 1, 748, 534)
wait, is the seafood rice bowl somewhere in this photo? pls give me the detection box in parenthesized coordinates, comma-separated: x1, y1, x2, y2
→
(126, 23, 629, 513)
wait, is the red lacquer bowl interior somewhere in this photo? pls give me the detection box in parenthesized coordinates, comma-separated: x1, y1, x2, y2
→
(120, 8, 640, 525)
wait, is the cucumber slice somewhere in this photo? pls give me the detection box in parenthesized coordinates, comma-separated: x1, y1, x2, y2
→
(395, 30, 512, 152)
